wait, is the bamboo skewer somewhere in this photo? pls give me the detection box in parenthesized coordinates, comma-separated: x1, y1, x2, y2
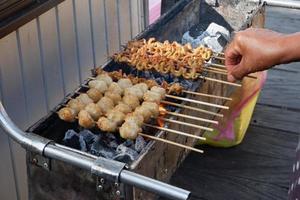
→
(162, 110, 219, 125)
(161, 100, 224, 117)
(212, 55, 226, 60)
(198, 75, 242, 87)
(165, 94, 229, 109)
(144, 123, 206, 141)
(182, 90, 232, 101)
(204, 68, 228, 76)
(205, 66, 257, 79)
(138, 132, 204, 154)
(158, 117, 214, 132)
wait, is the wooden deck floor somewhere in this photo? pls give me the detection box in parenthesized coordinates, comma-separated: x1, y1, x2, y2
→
(161, 7, 300, 200)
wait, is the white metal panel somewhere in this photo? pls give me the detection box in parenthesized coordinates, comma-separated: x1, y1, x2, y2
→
(90, 0, 109, 66)
(118, 0, 132, 45)
(105, 0, 121, 54)
(73, 0, 94, 81)
(17, 20, 48, 125)
(0, 32, 28, 200)
(131, 0, 141, 37)
(37, 8, 65, 110)
(56, 1, 81, 93)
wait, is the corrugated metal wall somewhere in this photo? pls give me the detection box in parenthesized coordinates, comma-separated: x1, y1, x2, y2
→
(0, 0, 145, 199)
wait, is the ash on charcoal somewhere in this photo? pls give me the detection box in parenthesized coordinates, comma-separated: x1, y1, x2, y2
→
(135, 136, 146, 153)
(63, 130, 87, 151)
(90, 137, 116, 159)
(79, 129, 98, 151)
(116, 144, 139, 161)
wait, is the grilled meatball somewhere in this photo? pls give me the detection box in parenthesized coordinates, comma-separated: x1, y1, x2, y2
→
(143, 91, 161, 104)
(67, 99, 85, 115)
(124, 87, 144, 100)
(114, 103, 132, 114)
(76, 94, 94, 105)
(78, 110, 95, 129)
(84, 103, 102, 121)
(96, 73, 113, 86)
(119, 121, 141, 140)
(125, 113, 144, 126)
(97, 117, 118, 132)
(141, 102, 159, 118)
(150, 86, 166, 99)
(106, 110, 126, 126)
(117, 78, 133, 90)
(168, 83, 182, 95)
(123, 94, 140, 109)
(58, 107, 76, 122)
(108, 82, 123, 95)
(104, 91, 122, 105)
(88, 80, 108, 93)
(97, 96, 114, 114)
(135, 83, 148, 93)
(134, 106, 152, 122)
(87, 88, 103, 102)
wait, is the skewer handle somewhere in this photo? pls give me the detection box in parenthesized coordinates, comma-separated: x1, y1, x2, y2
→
(159, 117, 214, 132)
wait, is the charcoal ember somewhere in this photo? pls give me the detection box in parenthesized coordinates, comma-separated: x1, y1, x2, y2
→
(134, 136, 146, 153)
(116, 144, 138, 161)
(79, 129, 98, 151)
(90, 138, 116, 159)
(63, 130, 87, 151)
(123, 139, 134, 148)
(105, 133, 118, 149)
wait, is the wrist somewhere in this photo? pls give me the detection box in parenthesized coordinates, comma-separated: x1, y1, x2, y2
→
(278, 33, 300, 64)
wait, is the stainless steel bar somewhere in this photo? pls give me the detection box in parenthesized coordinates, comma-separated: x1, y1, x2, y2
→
(120, 170, 191, 200)
(0, 101, 190, 200)
(251, 0, 300, 10)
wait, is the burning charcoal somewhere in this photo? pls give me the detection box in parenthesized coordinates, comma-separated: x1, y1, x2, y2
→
(79, 129, 98, 144)
(134, 136, 146, 153)
(108, 140, 118, 149)
(90, 138, 116, 159)
(116, 144, 138, 160)
(63, 130, 87, 151)
(123, 139, 134, 148)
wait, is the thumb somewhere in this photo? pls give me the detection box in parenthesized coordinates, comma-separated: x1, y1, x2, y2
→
(229, 59, 249, 81)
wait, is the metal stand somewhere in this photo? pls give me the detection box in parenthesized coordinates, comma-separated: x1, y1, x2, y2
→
(251, 0, 300, 10)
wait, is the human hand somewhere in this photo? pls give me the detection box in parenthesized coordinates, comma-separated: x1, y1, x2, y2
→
(225, 28, 285, 82)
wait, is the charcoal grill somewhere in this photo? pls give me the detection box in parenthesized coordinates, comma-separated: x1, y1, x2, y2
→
(0, 1, 266, 200)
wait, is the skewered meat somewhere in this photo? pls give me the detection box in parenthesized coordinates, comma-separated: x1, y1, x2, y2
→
(124, 87, 144, 100)
(96, 73, 113, 85)
(114, 102, 132, 114)
(124, 113, 144, 126)
(86, 88, 103, 102)
(168, 83, 182, 94)
(104, 91, 122, 105)
(119, 121, 141, 140)
(134, 106, 152, 122)
(150, 86, 166, 99)
(108, 82, 123, 95)
(97, 117, 118, 132)
(88, 80, 108, 93)
(117, 78, 133, 90)
(135, 83, 149, 93)
(97, 96, 114, 114)
(78, 110, 95, 129)
(141, 102, 159, 118)
(84, 103, 102, 120)
(108, 70, 123, 81)
(67, 99, 85, 114)
(76, 94, 94, 105)
(144, 80, 158, 88)
(58, 107, 76, 122)
(122, 95, 140, 109)
(143, 91, 162, 104)
(106, 110, 126, 126)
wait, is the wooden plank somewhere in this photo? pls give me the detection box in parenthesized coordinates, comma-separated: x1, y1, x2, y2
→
(258, 69, 300, 110)
(105, 0, 120, 55)
(252, 104, 300, 134)
(162, 126, 297, 200)
(0, 32, 28, 200)
(90, 0, 109, 66)
(56, 0, 81, 93)
(17, 19, 48, 125)
(37, 8, 64, 110)
(73, 0, 94, 81)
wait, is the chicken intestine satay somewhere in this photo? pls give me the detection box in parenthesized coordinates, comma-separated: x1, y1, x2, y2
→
(58, 107, 76, 122)
(86, 88, 103, 102)
(84, 103, 102, 121)
(97, 96, 114, 114)
(78, 110, 95, 129)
